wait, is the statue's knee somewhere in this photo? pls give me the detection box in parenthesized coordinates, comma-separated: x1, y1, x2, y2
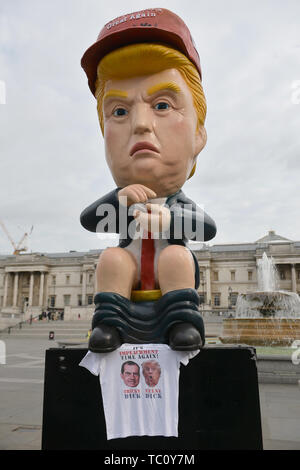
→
(97, 247, 124, 272)
(97, 247, 137, 276)
(158, 245, 192, 269)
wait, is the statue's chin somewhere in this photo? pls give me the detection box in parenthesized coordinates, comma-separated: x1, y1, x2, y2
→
(113, 162, 187, 195)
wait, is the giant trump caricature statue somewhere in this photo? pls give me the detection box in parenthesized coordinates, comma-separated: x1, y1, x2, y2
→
(80, 8, 217, 353)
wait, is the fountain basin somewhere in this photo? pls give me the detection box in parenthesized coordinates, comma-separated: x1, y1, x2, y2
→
(235, 291, 300, 318)
(220, 318, 300, 346)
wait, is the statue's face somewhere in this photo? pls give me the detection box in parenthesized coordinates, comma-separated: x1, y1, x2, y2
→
(102, 68, 206, 196)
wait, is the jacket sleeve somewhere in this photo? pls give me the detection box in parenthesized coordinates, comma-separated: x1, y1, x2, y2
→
(80, 188, 134, 234)
(168, 195, 217, 242)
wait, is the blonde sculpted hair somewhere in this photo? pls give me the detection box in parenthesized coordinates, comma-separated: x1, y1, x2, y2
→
(95, 43, 207, 178)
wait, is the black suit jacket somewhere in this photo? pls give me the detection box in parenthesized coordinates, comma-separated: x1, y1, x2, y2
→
(80, 188, 217, 289)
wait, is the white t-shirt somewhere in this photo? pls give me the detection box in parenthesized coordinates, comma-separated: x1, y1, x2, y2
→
(79, 343, 199, 440)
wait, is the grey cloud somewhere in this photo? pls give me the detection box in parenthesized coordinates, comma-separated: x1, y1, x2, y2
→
(1, 0, 300, 253)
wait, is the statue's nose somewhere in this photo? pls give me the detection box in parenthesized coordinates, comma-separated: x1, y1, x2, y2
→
(132, 103, 152, 135)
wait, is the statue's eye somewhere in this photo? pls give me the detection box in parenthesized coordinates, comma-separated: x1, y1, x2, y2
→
(113, 108, 128, 116)
(154, 102, 169, 110)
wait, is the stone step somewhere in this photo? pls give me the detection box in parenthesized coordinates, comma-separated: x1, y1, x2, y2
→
(1, 319, 222, 339)
(1, 332, 89, 339)
(1, 324, 90, 332)
(0, 319, 92, 338)
(2, 321, 91, 329)
(26, 324, 89, 327)
(25, 320, 91, 324)
(6, 328, 89, 333)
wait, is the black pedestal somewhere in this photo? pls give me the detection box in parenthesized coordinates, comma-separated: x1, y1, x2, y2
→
(42, 345, 263, 450)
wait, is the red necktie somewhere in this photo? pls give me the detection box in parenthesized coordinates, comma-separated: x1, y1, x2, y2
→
(140, 230, 156, 290)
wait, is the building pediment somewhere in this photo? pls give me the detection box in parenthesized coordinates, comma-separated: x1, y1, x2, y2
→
(5, 266, 49, 273)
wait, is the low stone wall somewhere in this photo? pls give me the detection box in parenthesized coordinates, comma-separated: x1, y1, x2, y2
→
(220, 318, 300, 346)
(64, 306, 94, 321)
(256, 355, 300, 384)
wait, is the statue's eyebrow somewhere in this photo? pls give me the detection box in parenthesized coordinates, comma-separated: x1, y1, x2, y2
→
(103, 89, 128, 101)
(147, 82, 182, 96)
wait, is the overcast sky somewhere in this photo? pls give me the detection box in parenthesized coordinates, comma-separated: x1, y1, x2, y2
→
(0, 0, 300, 254)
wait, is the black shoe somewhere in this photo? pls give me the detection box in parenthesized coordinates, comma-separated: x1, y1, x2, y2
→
(169, 322, 203, 351)
(88, 324, 121, 353)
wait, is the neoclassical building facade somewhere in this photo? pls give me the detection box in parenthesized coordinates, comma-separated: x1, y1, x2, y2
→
(0, 231, 300, 322)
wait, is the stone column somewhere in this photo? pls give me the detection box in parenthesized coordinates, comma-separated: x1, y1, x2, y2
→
(205, 266, 211, 306)
(3, 273, 9, 307)
(291, 264, 297, 293)
(29, 273, 34, 306)
(13, 273, 19, 307)
(94, 266, 97, 295)
(82, 271, 87, 306)
(39, 272, 45, 307)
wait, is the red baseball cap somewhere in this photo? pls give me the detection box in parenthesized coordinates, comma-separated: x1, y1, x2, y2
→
(81, 8, 202, 96)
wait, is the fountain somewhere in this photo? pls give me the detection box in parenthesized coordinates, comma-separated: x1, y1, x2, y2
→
(220, 252, 300, 346)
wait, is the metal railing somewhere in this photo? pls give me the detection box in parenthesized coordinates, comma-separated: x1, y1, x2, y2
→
(0, 314, 41, 335)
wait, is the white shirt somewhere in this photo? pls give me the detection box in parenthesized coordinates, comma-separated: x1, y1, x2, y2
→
(126, 198, 169, 282)
(79, 343, 199, 440)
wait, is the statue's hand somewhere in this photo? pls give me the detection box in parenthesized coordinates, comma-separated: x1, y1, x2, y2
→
(118, 184, 157, 207)
(133, 203, 171, 233)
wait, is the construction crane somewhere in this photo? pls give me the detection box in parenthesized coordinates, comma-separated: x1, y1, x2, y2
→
(0, 220, 33, 255)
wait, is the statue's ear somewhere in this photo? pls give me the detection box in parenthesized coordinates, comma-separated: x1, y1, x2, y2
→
(188, 126, 207, 179)
(195, 125, 207, 156)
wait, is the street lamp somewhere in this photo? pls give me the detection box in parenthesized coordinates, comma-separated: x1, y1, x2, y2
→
(199, 270, 205, 314)
(228, 286, 232, 311)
